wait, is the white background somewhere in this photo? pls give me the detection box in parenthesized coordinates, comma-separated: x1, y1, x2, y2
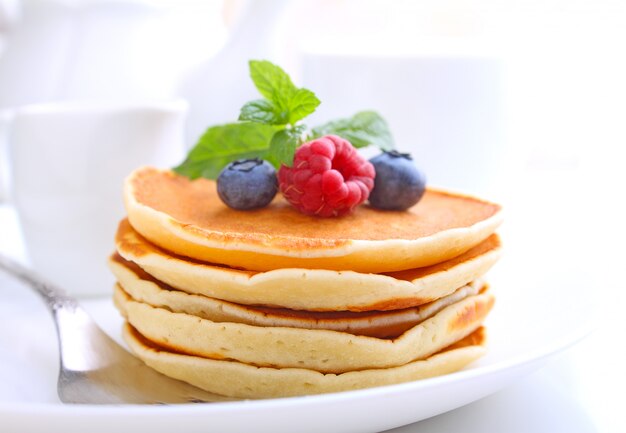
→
(1, 1, 625, 431)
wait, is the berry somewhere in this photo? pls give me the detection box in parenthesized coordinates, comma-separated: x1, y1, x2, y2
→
(217, 158, 277, 210)
(368, 150, 426, 210)
(278, 135, 375, 217)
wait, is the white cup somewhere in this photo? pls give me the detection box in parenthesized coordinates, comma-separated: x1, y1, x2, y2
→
(7, 100, 188, 297)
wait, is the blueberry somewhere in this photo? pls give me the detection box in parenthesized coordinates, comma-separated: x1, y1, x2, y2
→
(368, 151, 426, 210)
(217, 158, 278, 210)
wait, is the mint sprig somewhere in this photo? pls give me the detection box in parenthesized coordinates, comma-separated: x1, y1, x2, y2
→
(173, 122, 277, 179)
(311, 111, 394, 151)
(240, 60, 320, 125)
(266, 125, 308, 167)
(239, 99, 286, 125)
(174, 60, 394, 180)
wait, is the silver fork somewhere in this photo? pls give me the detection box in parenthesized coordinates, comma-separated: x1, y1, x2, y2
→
(0, 253, 228, 404)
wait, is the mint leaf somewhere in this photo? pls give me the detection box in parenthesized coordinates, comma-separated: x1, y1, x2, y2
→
(175, 61, 396, 182)
(288, 89, 320, 124)
(249, 60, 296, 111)
(247, 60, 320, 125)
(173, 122, 277, 179)
(311, 111, 394, 150)
(267, 130, 298, 168)
(266, 125, 307, 167)
(239, 99, 287, 125)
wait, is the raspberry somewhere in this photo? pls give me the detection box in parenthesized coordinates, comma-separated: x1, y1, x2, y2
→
(278, 135, 375, 217)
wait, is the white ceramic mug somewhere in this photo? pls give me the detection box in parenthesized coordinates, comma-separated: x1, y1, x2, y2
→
(7, 100, 187, 297)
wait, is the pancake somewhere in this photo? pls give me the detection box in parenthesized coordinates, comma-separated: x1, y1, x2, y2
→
(114, 286, 494, 373)
(115, 219, 501, 311)
(110, 254, 485, 338)
(124, 167, 503, 273)
(123, 324, 487, 399)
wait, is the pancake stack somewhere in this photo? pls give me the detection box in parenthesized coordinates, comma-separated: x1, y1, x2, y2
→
(110, 166, 503, 399)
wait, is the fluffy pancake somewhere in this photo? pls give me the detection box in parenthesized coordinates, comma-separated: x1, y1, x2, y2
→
(114, 286, 493, 373)
(124, 167, 503, 273)
(110, 254, 485, 338)
(115, 219, 501, 311)
(123, 324, 487, 399)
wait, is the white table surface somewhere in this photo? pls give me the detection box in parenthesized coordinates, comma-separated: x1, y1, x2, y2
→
(0, 163, 624, 433)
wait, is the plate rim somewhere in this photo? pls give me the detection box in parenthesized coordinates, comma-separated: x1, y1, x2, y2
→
(0, 320, 593, 417)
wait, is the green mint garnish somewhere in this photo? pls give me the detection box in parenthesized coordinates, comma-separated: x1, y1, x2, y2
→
(245, 60, 320, 125)
(238, 99, 286, 125)
(174, 60, 394, 180)
(173, 122, 277, 180)
(311, 111, 394, 151)
(266, 125, 308, 167)
(240, 60, 320, 125)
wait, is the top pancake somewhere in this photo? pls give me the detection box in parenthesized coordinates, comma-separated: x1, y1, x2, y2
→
(125, 167, 503, 273)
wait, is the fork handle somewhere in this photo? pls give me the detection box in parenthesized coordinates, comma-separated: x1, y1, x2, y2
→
(0, 253, 78, 311)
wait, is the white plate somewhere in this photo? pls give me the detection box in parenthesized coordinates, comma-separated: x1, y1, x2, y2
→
(0, 242, 592, 433)
(0, 201, 592, 433)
